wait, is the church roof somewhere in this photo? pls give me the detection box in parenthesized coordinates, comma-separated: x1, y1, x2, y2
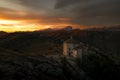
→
(73, 44, 85, 50)
(64, 36, 79, 44)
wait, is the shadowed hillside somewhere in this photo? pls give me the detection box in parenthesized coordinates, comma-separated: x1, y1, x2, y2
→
(0, 30, 120, 58)
(0, 29, 120, 80)
(0, 48, 66, 80)
(0, 31, 7, 38)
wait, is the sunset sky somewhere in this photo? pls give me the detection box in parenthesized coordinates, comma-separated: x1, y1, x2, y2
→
(0, 0, 120, 32)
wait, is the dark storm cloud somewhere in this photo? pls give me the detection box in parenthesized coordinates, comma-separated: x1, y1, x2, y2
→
(13, 0, 60, 19)
(0, 7, 35, 20)
(55, 0, 120, 26)
(55, 0, 86, 9)
(17, 0, 55, 10)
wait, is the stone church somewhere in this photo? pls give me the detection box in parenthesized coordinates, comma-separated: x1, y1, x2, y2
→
(63, 36, 88, 60)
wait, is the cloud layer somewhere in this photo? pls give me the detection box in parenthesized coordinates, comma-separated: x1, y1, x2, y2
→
(55, 0, 120, 26)
(0, 0, 120, 30)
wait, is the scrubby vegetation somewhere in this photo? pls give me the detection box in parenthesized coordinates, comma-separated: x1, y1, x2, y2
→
(0, 30, 120, 80)
(80, 53, 120, 80)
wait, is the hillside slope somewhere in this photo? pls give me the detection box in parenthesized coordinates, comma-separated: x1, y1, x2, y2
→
(0, 30, 120, 58)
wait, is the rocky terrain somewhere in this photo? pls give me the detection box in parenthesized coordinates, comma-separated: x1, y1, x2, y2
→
(0, 48, 64, 80)
(0, 29, 120, 80)
(0, 47, 91, 80)
(0, 46, 119, 80)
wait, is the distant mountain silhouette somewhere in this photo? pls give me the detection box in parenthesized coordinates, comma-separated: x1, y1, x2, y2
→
(63, 26, 73, 31)
(0, 31, 7, 38)
(85, 25, 120, 31)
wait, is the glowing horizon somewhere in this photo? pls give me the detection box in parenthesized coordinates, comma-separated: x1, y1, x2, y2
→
(0, 20, 20, 24)
(0, 20, 52, 32)
(0, 25, 51, 32)
(0, 20, 82, 32)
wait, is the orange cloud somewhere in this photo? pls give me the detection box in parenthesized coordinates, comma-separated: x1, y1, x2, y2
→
(0, 7, 84, 32)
